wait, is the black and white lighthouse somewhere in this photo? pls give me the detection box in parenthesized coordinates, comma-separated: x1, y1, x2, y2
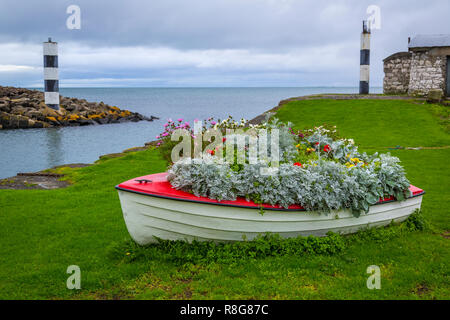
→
(359, 21, 370, 94)
(43, 38, 59, 110)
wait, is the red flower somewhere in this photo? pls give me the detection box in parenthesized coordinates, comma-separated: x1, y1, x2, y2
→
(315, 142, 319, 145)
(294, 162, 302, 167)
(323, 144, 331, 152)
(207, 149, 215, 155)
(222, 137, 226, 143)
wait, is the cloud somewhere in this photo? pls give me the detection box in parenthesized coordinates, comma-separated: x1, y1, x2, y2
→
(0, 0, 448, 87)
(0, 65, 37, 72)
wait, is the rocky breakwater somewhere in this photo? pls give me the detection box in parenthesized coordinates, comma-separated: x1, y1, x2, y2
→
(0, 86, 158, 130)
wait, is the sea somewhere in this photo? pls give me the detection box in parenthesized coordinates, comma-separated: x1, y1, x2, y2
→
(0, 87, 382, 179)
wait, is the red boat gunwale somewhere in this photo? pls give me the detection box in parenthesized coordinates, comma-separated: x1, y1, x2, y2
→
(116, 172, 425, 211)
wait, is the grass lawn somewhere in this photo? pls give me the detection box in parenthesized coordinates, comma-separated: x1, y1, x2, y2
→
(0, 98, 448, 299)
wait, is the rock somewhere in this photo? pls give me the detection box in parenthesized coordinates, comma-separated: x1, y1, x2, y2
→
(40, 105, 60, 117)
(77, 119, 93, 126)
(46, 116, 60, 126)
(65, 104, 76, 112)
(426, 89, 443, 103)
(100, 118, 110, 124)
(18, 116, 29, 129)
(0, 85, 158, 130)
(11, 105, 27, 115)
(26, 110, 43, 118)
(0, 112, 10, 127)
(0, 102, 10, 113)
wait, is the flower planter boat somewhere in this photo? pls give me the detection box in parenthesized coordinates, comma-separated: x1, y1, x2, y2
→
(116, 173, 425, 245)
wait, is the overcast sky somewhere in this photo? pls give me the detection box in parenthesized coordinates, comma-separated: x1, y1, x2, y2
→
(0, 0, 449, 87)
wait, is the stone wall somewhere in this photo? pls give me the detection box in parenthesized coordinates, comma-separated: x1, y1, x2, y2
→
(383, 52, 412, 94)
(408, 50, 447, 96)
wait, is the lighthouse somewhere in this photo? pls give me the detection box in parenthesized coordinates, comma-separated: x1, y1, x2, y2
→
(43, 38, 59, 110)
(359, 21, 370, 94)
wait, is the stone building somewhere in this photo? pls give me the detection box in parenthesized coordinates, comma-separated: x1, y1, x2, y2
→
(383, 34, 450, 97)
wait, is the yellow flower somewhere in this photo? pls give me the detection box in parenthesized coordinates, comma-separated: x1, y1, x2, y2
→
(351, 157, 363, 164)
(296, 144, 300, 148)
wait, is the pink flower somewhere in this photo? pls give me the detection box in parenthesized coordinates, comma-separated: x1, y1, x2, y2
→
(177, 118, 183, 122)
(156, 135, 160, 139)
(162, 132, 169, 137)
(211, 121, 216, 125)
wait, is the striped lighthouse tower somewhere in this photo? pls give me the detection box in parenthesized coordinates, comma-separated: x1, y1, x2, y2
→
(43, 38, 59, 110)
(359, 21, 370, 94)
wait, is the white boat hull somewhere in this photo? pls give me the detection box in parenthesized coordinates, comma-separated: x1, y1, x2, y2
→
(117, 189, 423, 244)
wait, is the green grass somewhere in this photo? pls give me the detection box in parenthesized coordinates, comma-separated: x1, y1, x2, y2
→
(0, 98, 448, 299)
(276, 99, 450, 148)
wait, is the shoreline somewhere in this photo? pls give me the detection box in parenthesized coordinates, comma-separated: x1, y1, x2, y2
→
(0, 86, 159, 130)
(0, 93, 430, 189)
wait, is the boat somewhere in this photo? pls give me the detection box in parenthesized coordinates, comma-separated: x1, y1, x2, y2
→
(116, 172, 425, 245)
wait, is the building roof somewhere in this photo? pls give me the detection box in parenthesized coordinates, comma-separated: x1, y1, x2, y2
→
(383, 51, 411, 62)
(408, 34, 450, 48)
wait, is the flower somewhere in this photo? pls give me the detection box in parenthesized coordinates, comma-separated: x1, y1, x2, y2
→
(211, 121, 216, 125)
(177, 118, 183, 122)
(345, 162, 354, 168)
(306, 147, 314, 153)
(294, 162, 302, 167)
(351, 157, 362, 164)
(206, 149, 215, 155)
(222, 137, 227, 143)
(323, 144, 331, 152)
